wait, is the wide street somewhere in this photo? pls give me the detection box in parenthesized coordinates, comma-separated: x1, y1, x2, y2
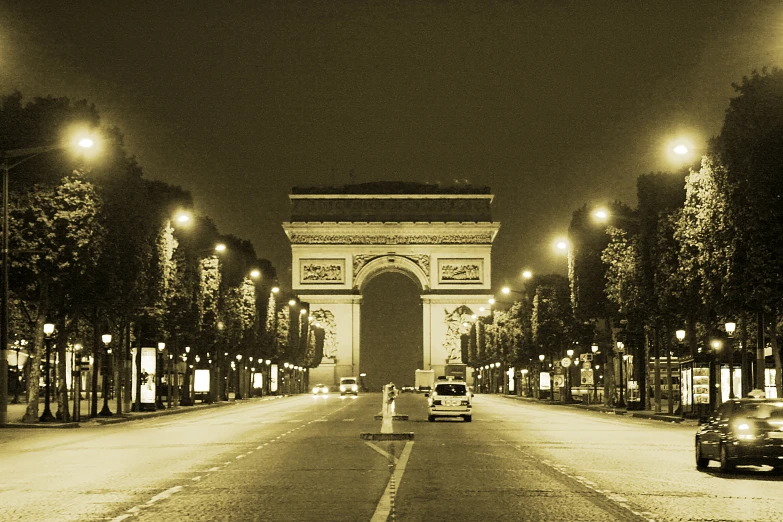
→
(0, 393, 781, 522)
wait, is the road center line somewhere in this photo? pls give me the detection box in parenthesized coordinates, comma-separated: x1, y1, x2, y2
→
(370, 441, 414, 522)
(364, 441, 399, 463)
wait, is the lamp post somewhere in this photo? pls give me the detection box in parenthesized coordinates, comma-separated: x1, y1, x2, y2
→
(38, 323, 57, 422)
(235, 354, 243, 399)
(591, 344, 599, 403)
(156, 342, 165, 409)
(725, 322, 736, 399)
(616, 341, 626, 408)
(538, 354, 545, 399)
(711, 339, 723, 410)
(1, 137, 97, 425)
(168, 353, 174, 408)
(98, 334, 113, 417)
(265, 359, 271, 396)
(181, 346, 192, 405)
(566, 348, 574, 402)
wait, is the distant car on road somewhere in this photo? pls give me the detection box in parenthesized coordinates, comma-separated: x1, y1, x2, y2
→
(401, 386, 415, 393)
(339, 377, 359, 396)
(428, 380, 472, 422)
(695, 390, 783, 472)
(312, 383, 329, 395)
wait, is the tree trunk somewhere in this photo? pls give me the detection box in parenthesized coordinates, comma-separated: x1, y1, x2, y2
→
(56, 321, 70, 422)
(91, 315, 100, 417)
(123, 322, 132, 413)
(23, 314, 46, 423)
(115, 323, 124, 415)
(770, 307, 782, 398)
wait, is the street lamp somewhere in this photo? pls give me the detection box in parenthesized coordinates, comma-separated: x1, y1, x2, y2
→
(98, 334, 113, 417)
(181, 346, 192, 405)
(235, 354, 243, 399)
(39, 323, 57, 422)
(616, 341, 626, 408)
(156, 342, 165, 409)
(265, 359, 271, 396)
(711, 339, 723, 409)
(0, 136, 97, 424)
(591, 344, 599, 403)
(725, 322, 736, 399)
(538, 354, 545, 399)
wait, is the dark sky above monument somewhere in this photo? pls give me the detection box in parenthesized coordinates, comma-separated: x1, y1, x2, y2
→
(1, 1, 778, 290)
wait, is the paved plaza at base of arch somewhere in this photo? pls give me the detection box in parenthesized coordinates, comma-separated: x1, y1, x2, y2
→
(282, 182, 500, 386)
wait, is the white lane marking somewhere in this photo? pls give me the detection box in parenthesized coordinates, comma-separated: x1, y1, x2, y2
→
(224, 461, 232, 465)
(236, 455, 245, 460)
(192, 476, 202, 482)
(364, 441, 399, 464)
(518, 446, 656, 522)
(146, 486, 182, 505)
(370, 441, 414, 522)
(343, 418, 355, 422)
(111, 515, 132, 521)
(256, 445, 263, 449)
(208, 467, 220, 472)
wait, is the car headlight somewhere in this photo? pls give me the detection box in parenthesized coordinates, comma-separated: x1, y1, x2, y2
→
(340, 385, 346, 391)
(312, 388, 318, 393)
(733, 422, 758, 440)
(351, 385, 358, 391)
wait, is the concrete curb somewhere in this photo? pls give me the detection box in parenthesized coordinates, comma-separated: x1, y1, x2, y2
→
(499, 395, 694, 425)
(1, 395, 287, 429)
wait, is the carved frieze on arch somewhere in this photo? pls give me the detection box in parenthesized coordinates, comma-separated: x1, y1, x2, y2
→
(352, 254, 430, 293)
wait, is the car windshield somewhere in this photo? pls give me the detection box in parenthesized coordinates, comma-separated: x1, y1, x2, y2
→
(735, 401, 783, 419)
(435, 384, 467, 396)
(341, 379, 356, 384)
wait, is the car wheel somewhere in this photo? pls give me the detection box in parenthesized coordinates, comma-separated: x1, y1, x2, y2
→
(719, 444, 735, 473)
(428, 415, 434, 422)
(463, 415, 472, 423)
(695, 441, 709, 470)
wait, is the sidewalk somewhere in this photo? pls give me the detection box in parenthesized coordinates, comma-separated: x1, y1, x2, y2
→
(2, 394, 286, 429)
(500, 394, 699, 426)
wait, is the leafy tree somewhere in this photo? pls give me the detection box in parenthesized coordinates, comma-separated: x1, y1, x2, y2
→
(711, 68, 783, 396)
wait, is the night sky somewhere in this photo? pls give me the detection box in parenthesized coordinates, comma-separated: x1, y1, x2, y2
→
(1, 1, 779, 290)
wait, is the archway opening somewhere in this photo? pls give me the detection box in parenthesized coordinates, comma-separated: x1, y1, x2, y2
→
(360, 272, 422, 392)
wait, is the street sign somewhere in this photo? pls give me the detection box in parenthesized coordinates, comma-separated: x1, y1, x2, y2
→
(581, 368, 594, 385)
(579, 353, 593, 362)
(561, 357, 572, 367)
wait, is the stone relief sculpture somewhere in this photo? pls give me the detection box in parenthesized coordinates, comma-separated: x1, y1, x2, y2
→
(442, 305, 474, 363)
(310, 308, 338, 360)
(301, 259, 344, 283)
(438, 259, 483, 283)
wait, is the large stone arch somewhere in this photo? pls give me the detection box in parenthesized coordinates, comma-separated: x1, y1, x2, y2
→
(282, 182, 499, 387)
(353, 254, 429, 293)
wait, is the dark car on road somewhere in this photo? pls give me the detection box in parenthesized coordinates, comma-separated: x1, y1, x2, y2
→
(695, 390, 783, 472)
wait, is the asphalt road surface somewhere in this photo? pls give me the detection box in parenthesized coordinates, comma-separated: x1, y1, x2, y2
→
(0, 393, 781, 521)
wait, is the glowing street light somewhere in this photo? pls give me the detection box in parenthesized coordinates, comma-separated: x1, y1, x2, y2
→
(1, 133, 99, 424)
(521, 270, 532, 280)
(98, 333, 113, 417)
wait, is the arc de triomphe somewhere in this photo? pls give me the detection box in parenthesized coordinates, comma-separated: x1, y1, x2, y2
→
(282, 182, 499, 386)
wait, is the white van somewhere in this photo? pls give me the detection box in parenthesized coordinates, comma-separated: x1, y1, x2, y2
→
(339, 377, 359, 396)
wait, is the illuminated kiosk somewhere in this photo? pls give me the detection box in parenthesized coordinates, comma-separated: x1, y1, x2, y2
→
(283, 182, 499, 388)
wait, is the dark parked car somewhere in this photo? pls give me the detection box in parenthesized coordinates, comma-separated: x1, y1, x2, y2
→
(695, 390, 783, 472)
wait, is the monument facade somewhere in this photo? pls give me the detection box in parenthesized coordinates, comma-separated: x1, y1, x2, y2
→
(282, 182, 500, 386)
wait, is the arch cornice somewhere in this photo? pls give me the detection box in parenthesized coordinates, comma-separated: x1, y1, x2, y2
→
(353, 254, 430, 293)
